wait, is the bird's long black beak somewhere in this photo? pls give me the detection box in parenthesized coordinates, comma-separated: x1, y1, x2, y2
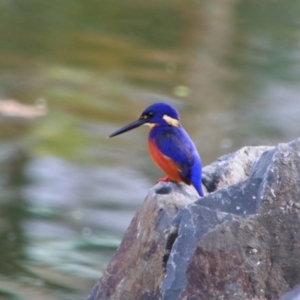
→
(108, 118, 148, 138)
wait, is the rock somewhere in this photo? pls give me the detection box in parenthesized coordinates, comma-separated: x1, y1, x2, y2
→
(280, 286, 300, 300)
(88, 139, 300, 300)
(202, 145, 273, 192)
(87, 182, 199, 300)
(0, 99, 47, 120)
(163, 139, 300, 300)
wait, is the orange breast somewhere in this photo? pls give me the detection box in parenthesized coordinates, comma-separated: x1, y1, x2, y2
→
(148, 139, 183, 182)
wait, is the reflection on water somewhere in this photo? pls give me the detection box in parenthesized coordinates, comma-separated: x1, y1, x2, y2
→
(0, 0, 299, 299)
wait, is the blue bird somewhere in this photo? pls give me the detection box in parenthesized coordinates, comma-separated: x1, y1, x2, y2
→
(108, 102, 204, 197)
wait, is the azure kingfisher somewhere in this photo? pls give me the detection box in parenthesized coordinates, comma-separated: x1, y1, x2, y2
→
(108, 102, 204, 197)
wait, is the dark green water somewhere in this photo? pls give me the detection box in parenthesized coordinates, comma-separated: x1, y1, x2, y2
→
(0, 1, 299, 299)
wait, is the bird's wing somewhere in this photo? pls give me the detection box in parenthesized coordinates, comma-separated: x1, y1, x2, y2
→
(153, 127, 195, 181)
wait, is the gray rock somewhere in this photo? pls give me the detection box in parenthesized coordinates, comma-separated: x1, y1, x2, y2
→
(281, 286, 300, 300)
(163, 139, 300, 300)
(87, 181, 199, 300)
(88, 139, 300, 300)
(202, 145, 273, 192)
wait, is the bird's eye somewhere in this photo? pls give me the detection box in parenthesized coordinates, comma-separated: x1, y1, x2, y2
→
(140, 111, 154, 120)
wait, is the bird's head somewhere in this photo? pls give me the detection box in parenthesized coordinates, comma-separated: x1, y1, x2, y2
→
(108, 102, 181, 138)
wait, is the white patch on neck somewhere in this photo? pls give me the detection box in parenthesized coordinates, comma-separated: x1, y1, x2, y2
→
(163, 115, 180, 127)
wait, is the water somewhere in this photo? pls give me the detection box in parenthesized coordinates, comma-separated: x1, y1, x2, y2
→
(0, 1, 299, 299)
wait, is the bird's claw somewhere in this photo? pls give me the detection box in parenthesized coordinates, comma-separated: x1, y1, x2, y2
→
(156, 176, 171, 183)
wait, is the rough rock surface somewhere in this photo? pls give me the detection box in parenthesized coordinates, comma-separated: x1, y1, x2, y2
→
(280, 286, 300, 300)
(202, 145, 273, 192)
(87, 182, 200, 300)
(88, 139, 300, 300)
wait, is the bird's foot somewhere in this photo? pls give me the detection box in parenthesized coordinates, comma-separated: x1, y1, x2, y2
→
(156, 176, 171, 183)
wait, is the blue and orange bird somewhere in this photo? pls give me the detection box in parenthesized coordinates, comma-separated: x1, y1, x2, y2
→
(108, 102, 204, 197)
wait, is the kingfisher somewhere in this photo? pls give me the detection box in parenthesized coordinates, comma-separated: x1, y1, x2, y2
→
(108, 102, 204, 197)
